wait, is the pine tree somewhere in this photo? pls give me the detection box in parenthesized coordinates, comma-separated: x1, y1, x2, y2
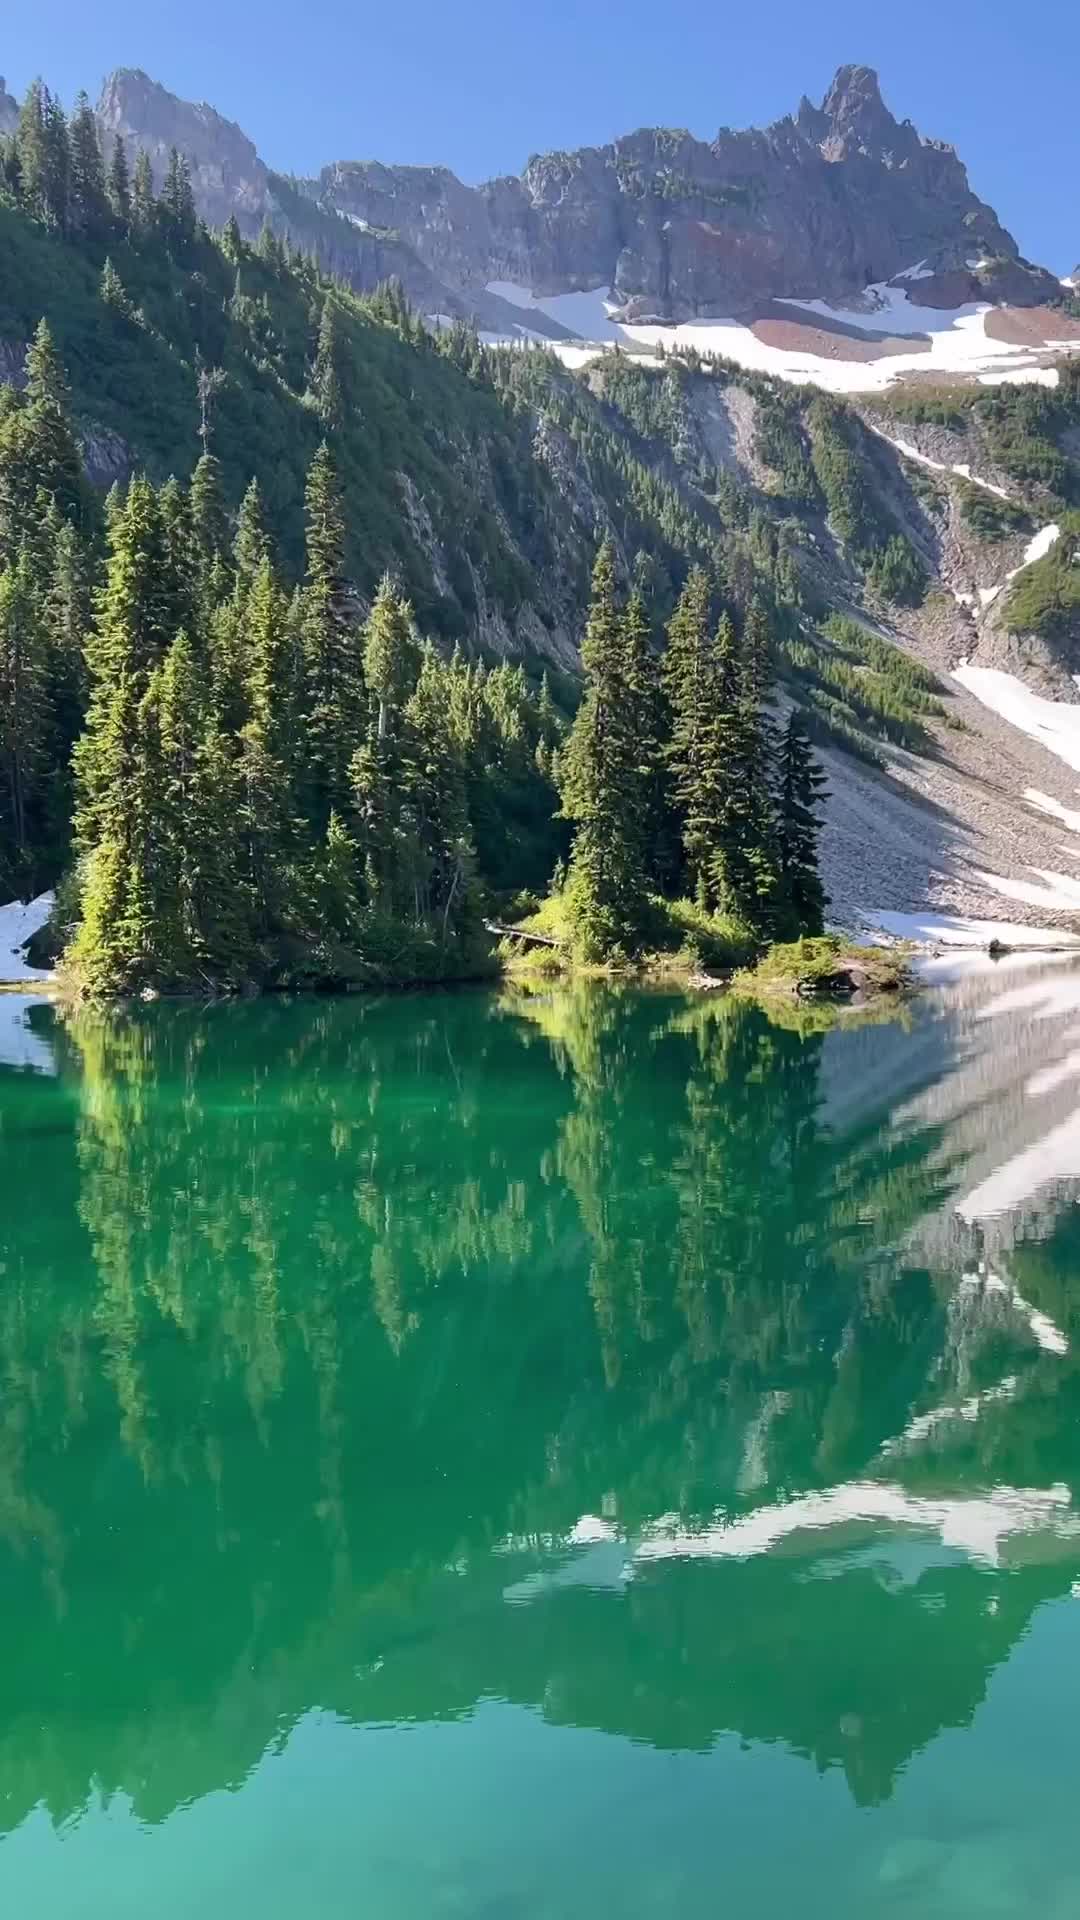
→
(161, 147, 197, 249)
(300, 442, 365, 827)
(68, 91, 108, 236)
(704, 608, 779, 931)
(100, 256, 131, 314)
(73, 475, 174, 854)
(663, 566, 718, 903)
(16, 80, 68, 229)
(221, 213, 243, 263)
(189, 451, 229, 607)
(131, 149, 155, 234)
(560, 542, 652, 961)
(0, 553, 48, 887)
(406, 646, 485, 954)
(106, 135, 131, 225)
(776, 714, 829, 935)
(0, 322, 88, 560)
(237, 555, 303, 923)
(38, 515, 91, 868)
(309, 299, 345, 432)
(157, 476, 197, 641)
(232, 477, 269, 596)
(363, 577, 418, 740)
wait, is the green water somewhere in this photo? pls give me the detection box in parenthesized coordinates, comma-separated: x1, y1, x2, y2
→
(1, 968, 1080, 1918)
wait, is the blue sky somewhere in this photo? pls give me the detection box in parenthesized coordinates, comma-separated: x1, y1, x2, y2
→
(4, 0, 1078, 270)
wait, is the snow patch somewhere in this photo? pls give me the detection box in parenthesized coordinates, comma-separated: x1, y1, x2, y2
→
(1025, 790, 1080, 834)
(978, 368, 1060, 389)
(482, 278, 1080, 396)
(485, 281, 623, 341)
(952, 663, 1080, 773)
(1020, 523, 1062, 568)
(878, 431, 1011, 499)
(0, 894, 54, 982)
(863, 909, 1080, 949)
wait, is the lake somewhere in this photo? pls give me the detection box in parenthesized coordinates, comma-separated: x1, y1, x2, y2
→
(1, 964, 1079, 1918)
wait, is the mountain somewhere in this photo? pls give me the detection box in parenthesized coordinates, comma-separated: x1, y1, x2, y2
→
(3, 65, 1080, 941)
(94, 63, 1063, 337)
(0, 78, 18, 138)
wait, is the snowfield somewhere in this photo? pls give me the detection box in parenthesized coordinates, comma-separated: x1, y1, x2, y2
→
(476, 277, 1080, 394)
(951, 664, 1080, 774)
(0, 893, 55, 982)
(863, 910, 1080, 950)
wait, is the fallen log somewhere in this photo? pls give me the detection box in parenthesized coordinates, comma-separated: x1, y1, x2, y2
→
(485, 920, 563, 949)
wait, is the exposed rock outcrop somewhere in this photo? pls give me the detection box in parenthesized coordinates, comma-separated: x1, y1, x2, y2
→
(87, 63, 1060, 331)
(96, 69, 271, 227)
(0, 77, 17, 138)
(316, 64, 1057, 320)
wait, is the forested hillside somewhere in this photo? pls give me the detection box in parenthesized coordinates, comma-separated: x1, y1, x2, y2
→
(5, 76, 1080, 988)
(0, 83, 839, 988)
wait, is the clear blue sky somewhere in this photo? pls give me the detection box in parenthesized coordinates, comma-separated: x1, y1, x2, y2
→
(4, 0, 1077, 270)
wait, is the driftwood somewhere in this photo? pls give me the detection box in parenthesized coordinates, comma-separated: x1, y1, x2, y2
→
(484, 920, 563, 949)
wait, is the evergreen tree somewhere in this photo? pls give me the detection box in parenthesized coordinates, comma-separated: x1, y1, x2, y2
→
(309, 298, 345, 432)
(663, 566, 718, 904)
(560, 543, 652, 961)
(161, 147, 197, 250)
(300, 442, 364, 826)
(16, 80, 67, 228)
(704, 608, 779, 931)
(363, 577, 418, 739)
(237, 555, 303, 922)
(189, 451, 230, 610)
(776, 714, 829, 936)
(0, 322, 88, 560)
(100, 256, 131, 314)
(221, 213, 243, 263)
(0, 552, 47, 888)
(68, 92, 108, 236)
(406, 646, 485, 954)
(232, 477, 269, 597)
(131, 149, 155, 234)
(73, 475, 174, 853)
(106, 134, 131, 225)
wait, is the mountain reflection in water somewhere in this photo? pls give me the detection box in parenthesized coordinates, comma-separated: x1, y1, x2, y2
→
(2, 964, 1080, 1917)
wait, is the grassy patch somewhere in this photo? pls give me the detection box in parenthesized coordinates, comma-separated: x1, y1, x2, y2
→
(1005, 513, 1080, 638)
(734, 935, 913, 995)
(782, 614, 949, 757)
(501, 891, 757, 978)
(956, 481, 1032, 541)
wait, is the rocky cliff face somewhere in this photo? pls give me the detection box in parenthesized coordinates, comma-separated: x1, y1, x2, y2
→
(88, 64, 1059, 326)
(0, 77, 18, 138)
(96, 69, 272, 227)
(315, 65, 1057, 318)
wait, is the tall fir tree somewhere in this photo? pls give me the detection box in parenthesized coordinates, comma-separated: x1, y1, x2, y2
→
(106, 134, 131, 226)
(776, 714, 829, 936)
(560, 542, 653, 962)
(0, 552, 48, 889)
(131, 149, 155, 235)
(68, 92, 108, 237)
(309, 299, 345, 433)
(300, 442, 365, 828)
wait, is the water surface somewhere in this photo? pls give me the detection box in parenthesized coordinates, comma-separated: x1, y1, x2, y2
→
(2, 968, 1080, 1917)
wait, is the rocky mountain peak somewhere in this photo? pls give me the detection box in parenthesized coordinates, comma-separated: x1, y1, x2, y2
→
(96, 68, 270, 227)
(822, 64, 889, 131)
(0, 76, 18, 137)
(69, 63, 1059, 328)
